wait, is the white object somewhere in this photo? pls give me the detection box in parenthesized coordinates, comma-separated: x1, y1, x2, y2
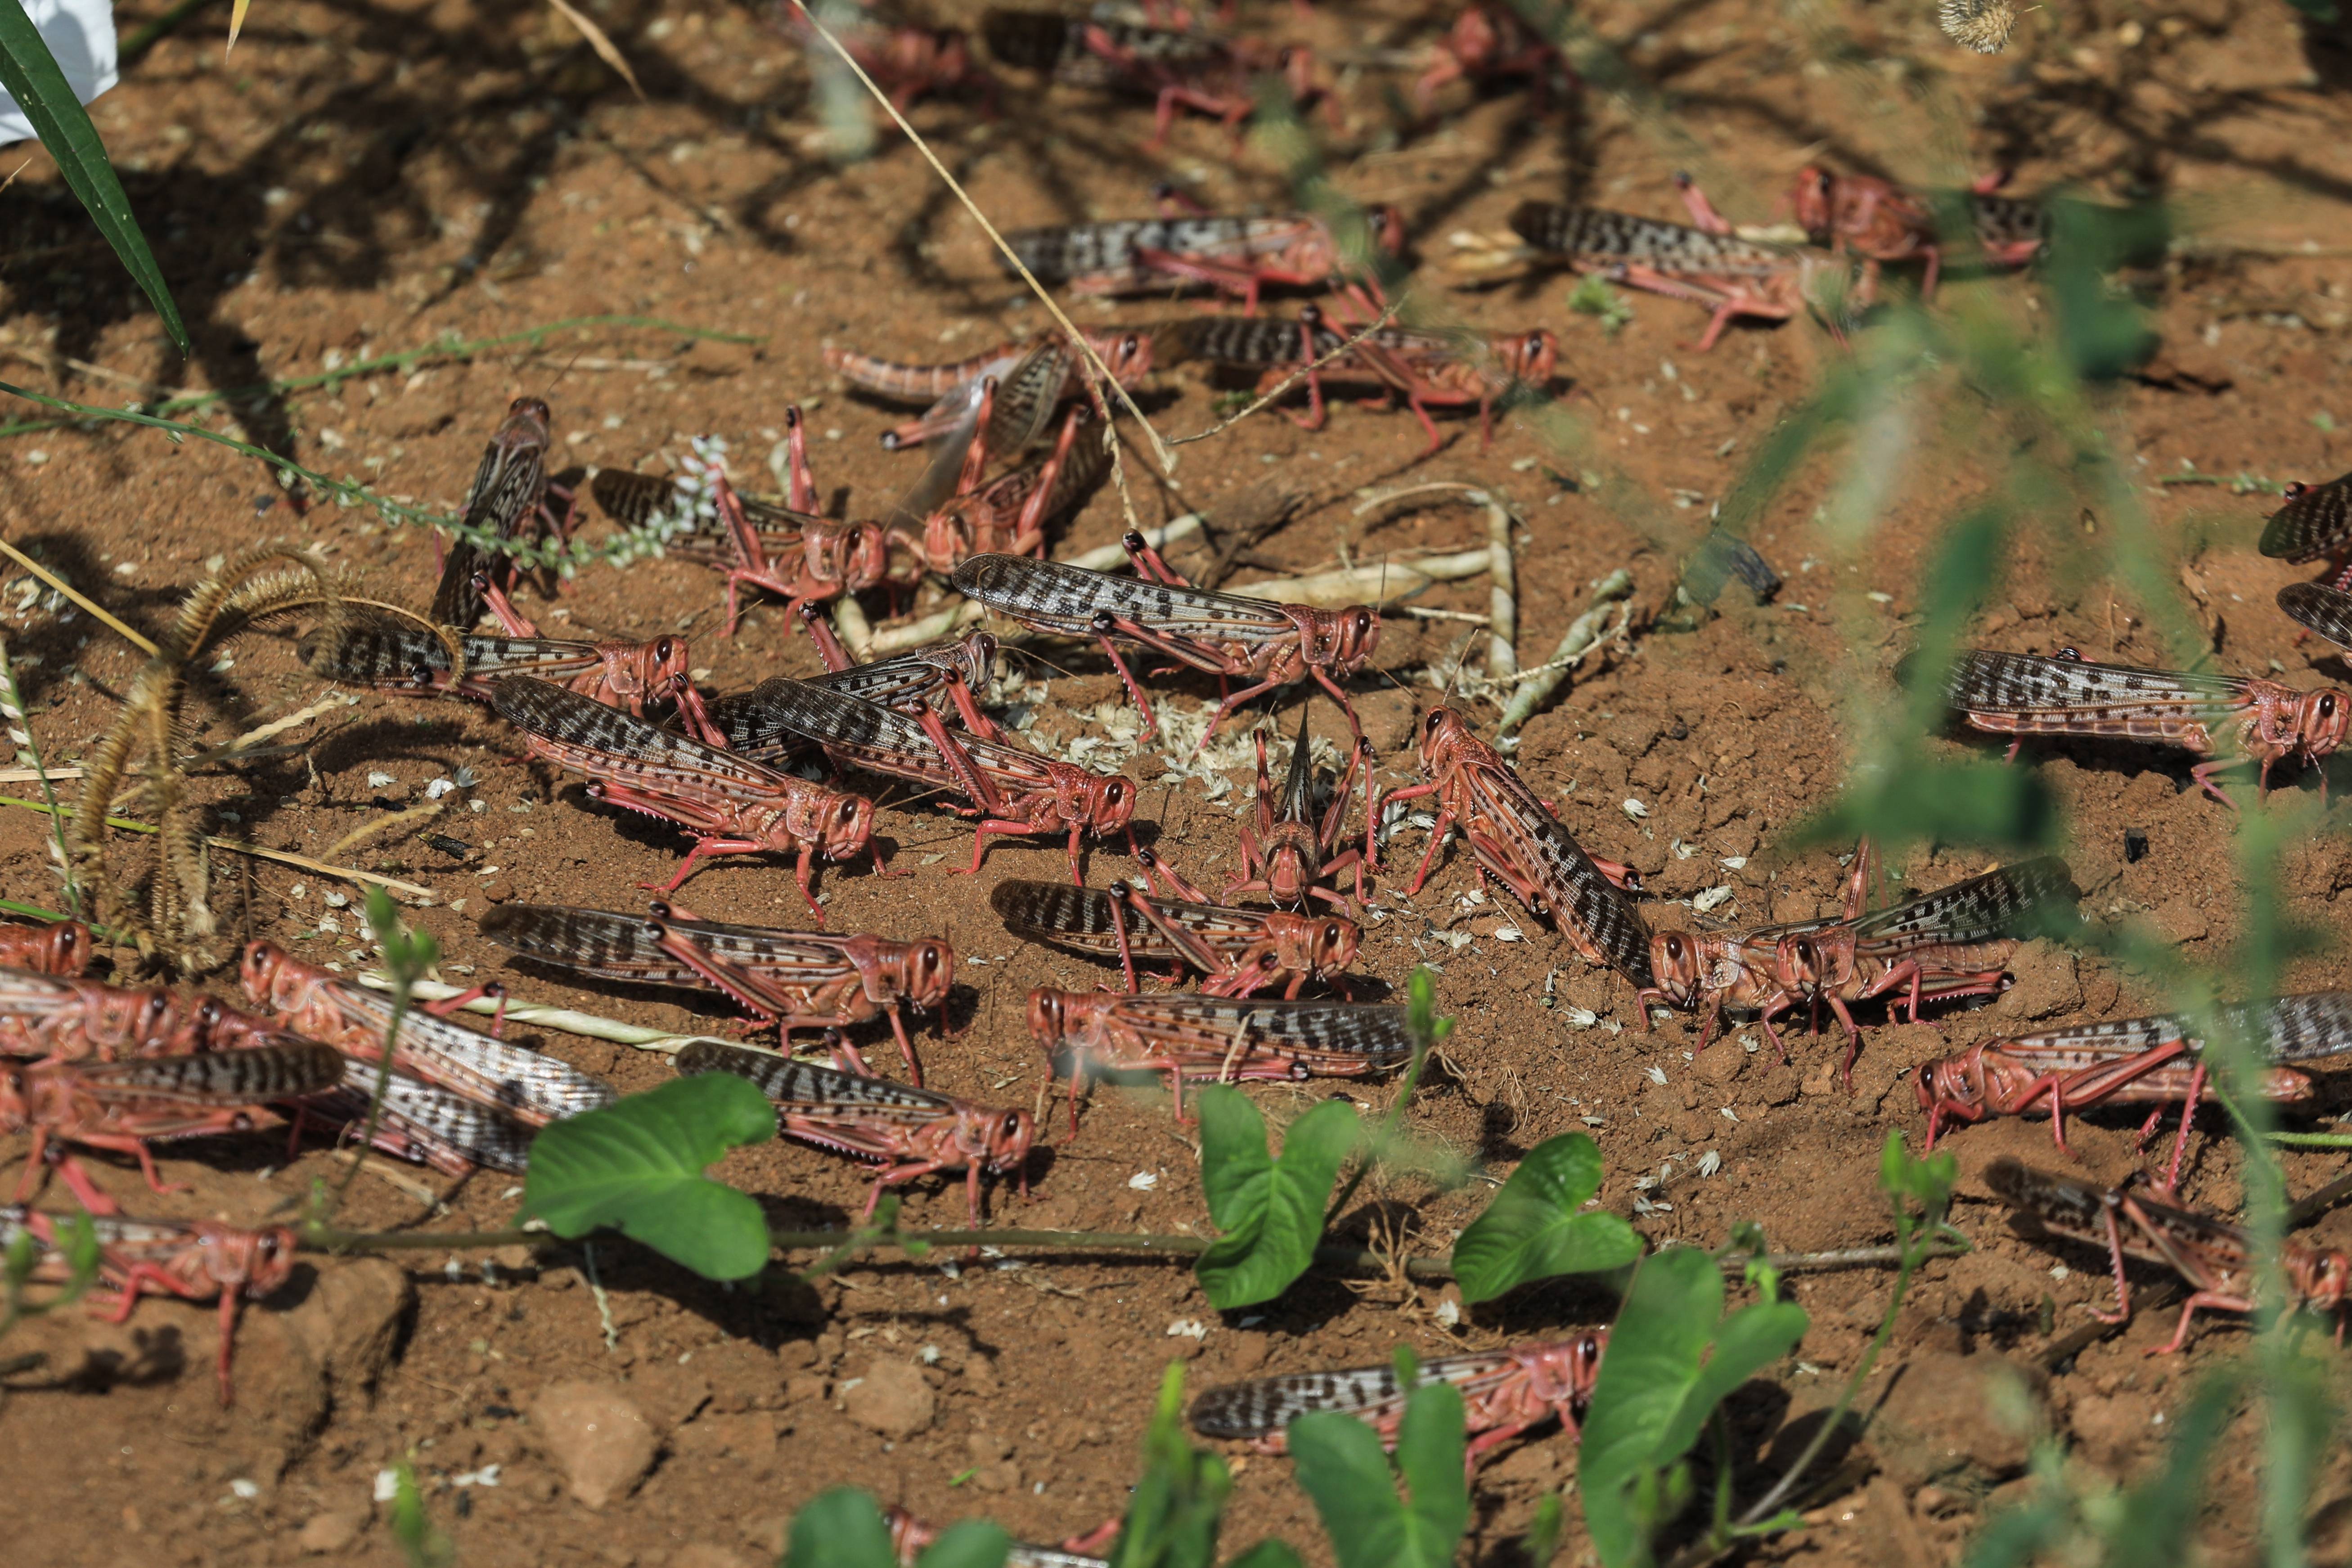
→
(0, 0, 118, 147)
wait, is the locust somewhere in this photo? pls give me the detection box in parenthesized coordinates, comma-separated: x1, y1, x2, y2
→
(996, 207, 1403, 314)
(591, 410, 921, 638)
(430, 396, 579, 629)
(792, 602, 1004, 739)
(1188, 1335, 1609, 1474)
(1026, 990, 1413, 1129)
(490, 674, 878, 917)
(912, 396, 1111, 575)
(1782, 165, 2044, 297)
(2259, 469, 2352, 588)
(1641, 848, 1877, 1051)
(0, 919, 91, 976)
(1509, 199, 1871, 351)
(0, 1204, 299, 1404)
(1985, 1157, 2352, 1353)
(824, 328, 1153, 456)
(675, 1039, 1031, 1227)
(2276, 581, 2352, 653)
(1917, 993, 2352, 1186)
(0, 1041, 343, 1210)
(478, 901, 954, 1085)
(981, 8, 1326, 148)
(951, 535, 1381, 748)
(1159, 306, 1557, 454)
(1769, 856, 2077, 1087)
(781, 6, 996, 112)
(1935, 647, 2351, 803)
(698, 673, 1139, 886)
(300, 596, 723, 746)
(887, 1509, 1107, 1568)
(240, 939, 618, 1128)
(1224, 710, 1368, 912)
(991, 877, 1359, 999)
(1370, 705, 1653, 993)
(0, 969, 289, 1063)
(1415, 2, 1571, 115)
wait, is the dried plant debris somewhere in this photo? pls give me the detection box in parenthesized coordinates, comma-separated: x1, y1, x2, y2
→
(69, 548, 350, 975)
(1938, 0, 2018, 53)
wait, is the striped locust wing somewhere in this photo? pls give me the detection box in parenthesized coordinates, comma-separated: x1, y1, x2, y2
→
(1942, 650, 2253, 723)
(1078, 994, 1414, 1064)
(990, 879, 1265, 961)
(1506, 202, 1797, 277)
(73, 1041, 346, 1103)
(1190, 1348, 1552, 1438)
(701, 677, 958, 786)
(299, 1060, 536, 1174)
(1991, 993, 2352, 1072)
(302, 615, 603, 689)
(2259, 470, 2352, 564)
(952, 554, 1300, 644)
(491, 676, 795, 799)
(675, 1039, 949, 1118)
(324, 982, 617, 1125)
(810, 638, 998, 714)
(480, 903, 864, 988)
(1473, 784, 1655, 988)
(2276, 582, 2352, 652)
(1849, 857, 2077, 952)
(432, 402, 553, 626)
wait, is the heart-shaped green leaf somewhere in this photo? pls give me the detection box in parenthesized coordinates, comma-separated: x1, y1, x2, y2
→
(1578, 1249, 1809, 1566)
(1194, 1087, 1358, 1310)
(1450, 1133, 1642, 1303)
(522, 1074, 775, 1280)
(1289, 1373, 1469, 1568)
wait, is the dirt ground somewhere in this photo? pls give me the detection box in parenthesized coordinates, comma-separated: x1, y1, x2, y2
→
(5, 0, 2352, 1562)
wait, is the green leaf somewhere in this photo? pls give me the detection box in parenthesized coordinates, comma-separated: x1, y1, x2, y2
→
(1524, 1494, 1565, 1568)
(389, 1461, 455, 1568)
(0, 2, 189, 355)
(1451, 1133, 1643, 1303)
(1107, 1362, 1231, 1568)
(914, 1520, 1011, 1568)
(1578, 1249, 1809, 1567)
(1194, 1088, 1359, 1310)
(1289, 1377, 1469, 1568)
(522, 1074, 776, 1280)
(1223, 1545, 1306, 1568)
(786, 1488, 897, 1568)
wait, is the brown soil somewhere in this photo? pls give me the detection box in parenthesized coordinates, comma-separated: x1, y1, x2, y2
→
(5, 0, 2352, 1563)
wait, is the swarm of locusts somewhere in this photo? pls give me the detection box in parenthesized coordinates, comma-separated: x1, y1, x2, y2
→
(6, 0, 2347, 1517)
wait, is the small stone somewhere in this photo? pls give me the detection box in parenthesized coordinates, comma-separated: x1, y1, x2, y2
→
(2067, 1391, 2152, 1466)
(283, 1257, 416, 1401)
(531, 1381, 658, 1509)
(841, 1358, 935, 1438)
(1694, 1042, 1745, 1084)
(1990, 939, 2082, 1022)
(783, 1373, 830, 1405)
(481, 880, 516, 904)
(2149, 896, 2207, 944)
(298, 1509, 368, 1554)
(669, 1547, 755, 1568)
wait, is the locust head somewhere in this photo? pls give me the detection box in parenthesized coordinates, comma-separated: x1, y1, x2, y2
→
(1914, 1046, 1993, 1149)
(197, 1222, 300, 1299)
(1646, 930, 1705, 1007)
(1086, 773, 1138, 834)
(1789, 166, 1838, 239)
(2294, 687, 2350, 764)
(985, 1108, 1035, 1195)
(818, 792, 875, 863)
(1495, 329, 1559, 386)
(238, 940, 304, 1016)
(904, 940, 956, 1011)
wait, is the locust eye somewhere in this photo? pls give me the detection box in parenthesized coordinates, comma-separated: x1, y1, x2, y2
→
(1661, 934, 1685, 961)
(2285, 482, 2310, 500)
(1425, 710, 1444, 735)
(1324, 922, 1343, 944)
(2322, 694, 2340, 720)
(1106, 780, 1131, 807)
(655, 638, 677, 662)
(1350, 609, 1374, 639)
(837, 802, 859, 826)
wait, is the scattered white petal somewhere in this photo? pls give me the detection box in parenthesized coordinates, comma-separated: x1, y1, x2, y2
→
(228, 1478, 260, 1500)
(1692, 885, 1735, 913)
(374, 1470, 401, 1503)
(425, 778, 457, 800)
(1646, 1065, 1668, 1085)
(1719, 1107, 1739, 1123)
(1580, 1114, 1605, 1126)
(1697, 1150, 1722, 1177)
(451, 1465, 500, 1489)
(288, 882, 307, 900)
(2050, 1265, 2070, 1280)
(1673, 839, 1697, 859)
(1493, 925, 1525, 942)
(453, 766, 481, 787)
(1128, 1171, 1159, 1191)
(1561, 1007, 1598, 1028)
(1622, 798, 1650, 819)
(366, 770, 397, 789)
(1432, 1298, 1461, 1328)
(919, 1344, 942, 1365)
(316, 915, 342, 935)
(1166, 1319, 1208, 1340)
(1720, 856, 1747, 870)
(323, 890, 349, 908)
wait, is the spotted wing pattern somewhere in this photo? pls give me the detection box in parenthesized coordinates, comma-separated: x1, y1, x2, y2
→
(1507, 202, 1799, 276)
(493, 676, 794, 796)
(1849, 857, 2076, 951)
(2259, 470, 2352, 564)
(76, 1042, 345, 1100)
(953, 554, 1297, 641)
(675, 1039, 949, 1114)
(1942, 651, 2250, 720)
(1190, 1349, 1525, 1438)
(2277, 582, 2352, 652)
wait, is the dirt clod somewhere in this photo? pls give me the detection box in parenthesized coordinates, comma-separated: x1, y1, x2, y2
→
(531, 1381, 659, 1509)
(284, 1257, 416, 1403)
(1869, 1354, 2037, 1489)
(297, 1508, 369, 1554)
(841, 1358, 935, 1438)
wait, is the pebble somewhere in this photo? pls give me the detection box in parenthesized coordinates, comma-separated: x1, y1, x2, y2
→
(841, 1357, 935, 1438)
(531, 1381, 659, 1509)
(298, 1509, 369, 1554)
(1868, 1352, 2037, 1487)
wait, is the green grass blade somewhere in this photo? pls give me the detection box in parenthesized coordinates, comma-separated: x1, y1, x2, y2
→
(0, 0, 189, 355)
